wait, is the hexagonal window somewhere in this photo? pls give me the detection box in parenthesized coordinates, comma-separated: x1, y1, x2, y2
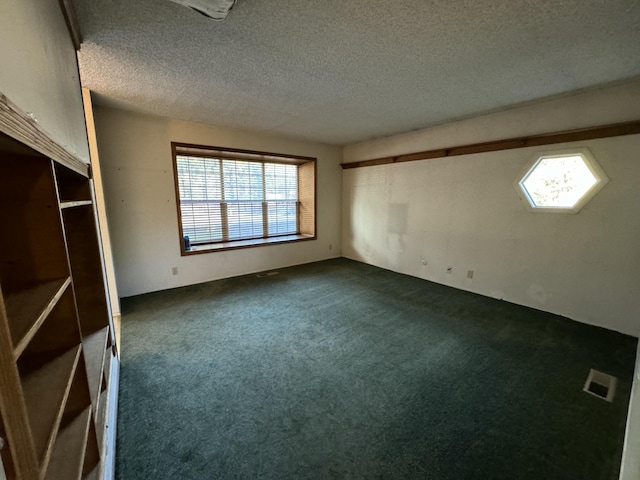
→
(516, 149, 608, 214)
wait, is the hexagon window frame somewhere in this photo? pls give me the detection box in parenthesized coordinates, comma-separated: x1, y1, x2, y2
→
(515, 148, 609, 214)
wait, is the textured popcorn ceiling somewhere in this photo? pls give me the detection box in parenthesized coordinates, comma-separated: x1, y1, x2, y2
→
(75, 0, 640, 145)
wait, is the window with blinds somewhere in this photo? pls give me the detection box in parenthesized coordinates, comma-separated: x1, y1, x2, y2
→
(172, 143, 316, 254)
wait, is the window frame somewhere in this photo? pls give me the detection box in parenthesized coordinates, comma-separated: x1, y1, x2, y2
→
(171, 142, 317, 255)
(514, 148, 609, 215)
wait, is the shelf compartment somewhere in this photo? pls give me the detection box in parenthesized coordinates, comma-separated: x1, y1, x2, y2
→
(83, 326, 109, 411)
(54, 163, 92, 204)
(42, 354, 93, 479)
(18, 286, 83, 366)
(62, 206, 111, 336)
(20, 345, 81, 470)
(0, 154, 70, 303)
(63, 355, 93, 423)
(43, 406, 92, 480)
(6, 277, 71, 358)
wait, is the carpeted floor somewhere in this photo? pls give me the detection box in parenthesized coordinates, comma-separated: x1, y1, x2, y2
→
(116, 258, 637, 479)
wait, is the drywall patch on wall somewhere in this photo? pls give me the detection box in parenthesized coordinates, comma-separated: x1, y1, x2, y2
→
(388, 203, 408, 235)
(387, 203, 408, 259)
(94, 107, 343, 297)
(526, 284, 549, 305)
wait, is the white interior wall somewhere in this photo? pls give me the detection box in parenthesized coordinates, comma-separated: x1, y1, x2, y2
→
(93, 106, 343, 298)
(343, 82, 640, 337)
(0, 0, 90, 163)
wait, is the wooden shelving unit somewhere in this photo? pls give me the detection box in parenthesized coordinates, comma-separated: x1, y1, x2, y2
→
(0, 131, 118, 480)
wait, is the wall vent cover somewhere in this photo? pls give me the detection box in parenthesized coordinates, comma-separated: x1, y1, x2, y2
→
(583, 369, 617, 402)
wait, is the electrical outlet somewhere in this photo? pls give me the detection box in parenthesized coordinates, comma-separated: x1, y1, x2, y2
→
(446, 267, 452, 274)
(172, 267, 178, 275)
(421, 259, 427, 266)
(467, 270, 474, 279)
(329, 243, 333, 250)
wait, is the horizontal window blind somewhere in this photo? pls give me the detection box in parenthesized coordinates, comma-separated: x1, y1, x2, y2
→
(176, 155, 299, 244)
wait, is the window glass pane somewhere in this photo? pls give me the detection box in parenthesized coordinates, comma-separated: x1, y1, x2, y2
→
(177, 156, 223, 243)
(267, 201, 297, 236)
(223, 160, 263, 201)
(181, 201, 223, 242)
(265, 163, 297, 201)
(227, 202, 263, 240)
(521, 155, 597, 208)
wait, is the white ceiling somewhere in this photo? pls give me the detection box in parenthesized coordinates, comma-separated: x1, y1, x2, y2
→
(75, 0, 640, 146)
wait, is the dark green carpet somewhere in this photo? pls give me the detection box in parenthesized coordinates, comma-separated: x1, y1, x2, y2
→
(116, 258, 637, 479)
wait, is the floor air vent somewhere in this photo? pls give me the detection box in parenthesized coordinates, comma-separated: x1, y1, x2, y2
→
(256, 271, 280, 278)
(583, 369, 617, 402)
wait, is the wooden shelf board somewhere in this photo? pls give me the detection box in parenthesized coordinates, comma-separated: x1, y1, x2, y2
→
(21, 345, 81, 468)
(60, 200, 92, 209)
(7, 277, 71, 359)
(83, 327, 109, 410)
(44, 406, 92, 480)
